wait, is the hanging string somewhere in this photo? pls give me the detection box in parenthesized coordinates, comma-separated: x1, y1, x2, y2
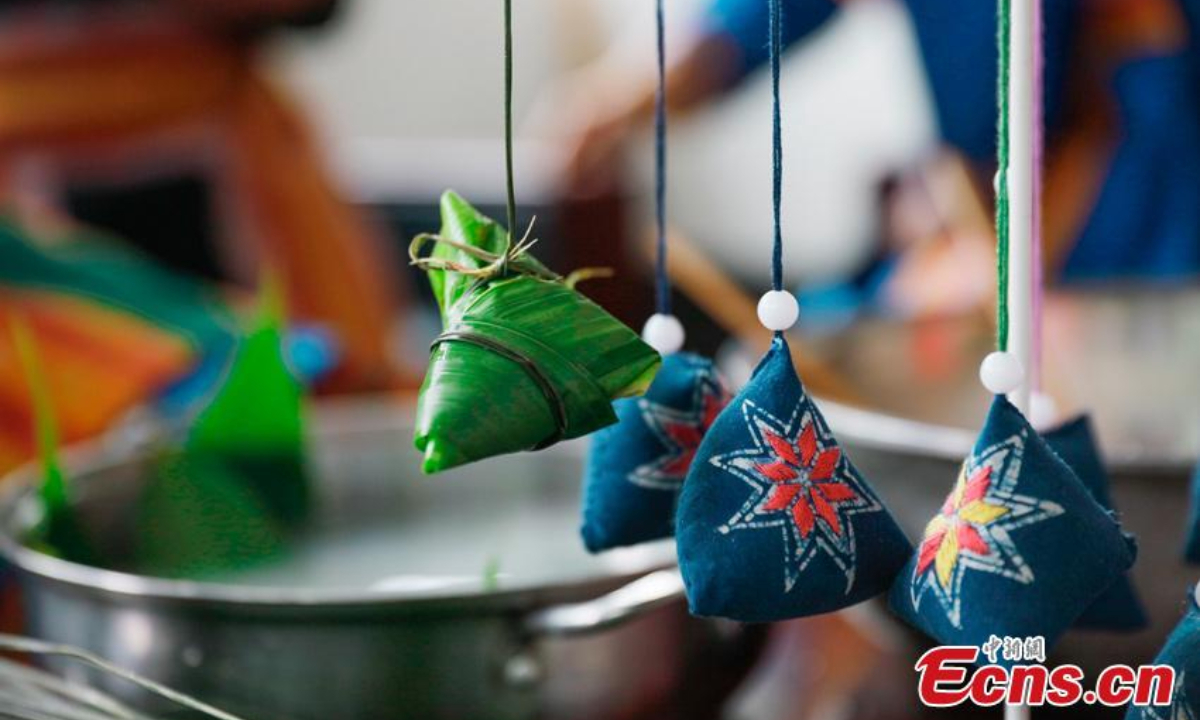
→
(654, 0, 671, 315)
(504, 0, 518, 248)
(769, 0, 784, 293)
(1030, 0, 1045, 392)
(995, 0, 1012, 352)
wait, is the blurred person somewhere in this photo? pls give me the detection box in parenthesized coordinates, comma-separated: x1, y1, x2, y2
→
(558, 0, 1200, 315)
(0, 0, 404, 394)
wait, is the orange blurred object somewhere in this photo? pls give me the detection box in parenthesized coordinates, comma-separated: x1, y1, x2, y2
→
(0, 8, 404, 393)
(0, 290, 194, 475)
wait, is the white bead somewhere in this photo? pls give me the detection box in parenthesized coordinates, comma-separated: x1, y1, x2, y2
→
(979, 351, 1025, 395)
(1194, 581, 1200, 609)
(757, 290, 800, 331)
(1029, 391, 1060, 431)
(642, 313, 685, 355)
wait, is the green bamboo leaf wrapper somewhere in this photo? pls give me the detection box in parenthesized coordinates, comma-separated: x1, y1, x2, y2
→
(415, 191, 661, 474)
(134, 279, 307, 578)
(186, 278, 310, 526)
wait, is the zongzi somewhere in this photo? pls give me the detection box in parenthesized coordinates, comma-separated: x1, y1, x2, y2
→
(134, 279, 308, 578)
(412, 191, 660, 474)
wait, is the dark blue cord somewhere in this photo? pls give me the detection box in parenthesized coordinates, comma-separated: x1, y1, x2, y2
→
(654, 0, 671, 315)
(770, 0, 784, 292)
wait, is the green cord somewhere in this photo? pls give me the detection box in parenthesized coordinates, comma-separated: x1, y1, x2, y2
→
(995, 0, 1011, 352)
(504, 0, 518, 248)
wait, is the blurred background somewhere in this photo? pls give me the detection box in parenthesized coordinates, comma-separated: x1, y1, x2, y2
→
(0, 0, 1199, 719)
(278, 0, 932, 292)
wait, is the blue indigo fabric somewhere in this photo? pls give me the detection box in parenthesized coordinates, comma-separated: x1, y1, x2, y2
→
(889, 396, 1137, 662)
(676, 336, 911, 622)
(1125, 587, 1200, 719)
(1043, 416, 1147, 631)
(581, 353, 730, 552)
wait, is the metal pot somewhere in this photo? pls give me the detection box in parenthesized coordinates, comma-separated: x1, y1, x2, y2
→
(0, 402, 765, 720)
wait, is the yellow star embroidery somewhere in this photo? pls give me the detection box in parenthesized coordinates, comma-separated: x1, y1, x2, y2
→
(918, 465, 1010, 589)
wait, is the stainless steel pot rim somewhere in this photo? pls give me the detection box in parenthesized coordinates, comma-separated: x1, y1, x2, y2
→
(0, 550, 669, 611)
(0, 503, 675, 609)
(822, 399, 1188, 474)
(0, 441, 676, 610)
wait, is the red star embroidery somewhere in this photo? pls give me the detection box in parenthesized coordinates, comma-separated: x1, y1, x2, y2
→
(630, 368, 731, 490)
(715, 399, 888, 593)
(657, 390, 726, 476)
(754, 422, 857, 539)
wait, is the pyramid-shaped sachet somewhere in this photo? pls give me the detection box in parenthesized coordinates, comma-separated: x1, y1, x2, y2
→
(413, 192, 661, 474)
(890, 396, 1137, 659)
(676, 337, 911, 622)
(186, 282, 310, 527)
(135, 287, 304, 578)
(581, 353, 730, 552)
(1185, 465, 1200, 564)
(1043, 415, 1147, 631)
(1125, 587, 1200, 720)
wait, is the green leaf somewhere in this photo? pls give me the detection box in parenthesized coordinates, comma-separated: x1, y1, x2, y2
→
(414, 193, 660, 474)
(429, 191, 554, 318)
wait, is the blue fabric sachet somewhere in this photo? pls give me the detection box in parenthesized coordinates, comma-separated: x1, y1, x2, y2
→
(889, 396, 1137, 662)
(676, 336, 911, 622)
(1125, 586, 1200, 719)
(581, 353, 729, 553)
(1042, 415, 1147, 632)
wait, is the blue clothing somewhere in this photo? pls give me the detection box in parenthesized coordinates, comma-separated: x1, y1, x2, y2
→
(1069, 54, 1200, 278)
(706, 0, 1200, 279)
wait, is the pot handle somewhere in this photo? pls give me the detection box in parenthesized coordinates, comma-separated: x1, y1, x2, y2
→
(523, 569, 686, 638)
